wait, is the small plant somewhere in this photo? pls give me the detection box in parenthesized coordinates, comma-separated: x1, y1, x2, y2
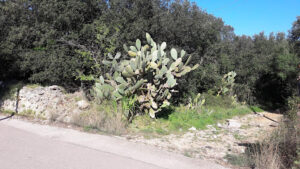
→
(187, 93, 205, 110)
(121, 95, 138, 122)
(26, 84, 41, 89)
(294, 148, 300, 168)
(286, 96, 300, 121)
(225, 153, 251, 167)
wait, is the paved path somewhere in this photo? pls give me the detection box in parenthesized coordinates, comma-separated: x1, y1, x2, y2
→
(0, 117, 228, 169)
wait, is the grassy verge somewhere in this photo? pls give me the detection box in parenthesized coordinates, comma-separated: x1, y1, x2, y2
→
(70, 101, 128, 135)
(129, 94, 264, 136)
(130, 104, 256, 135)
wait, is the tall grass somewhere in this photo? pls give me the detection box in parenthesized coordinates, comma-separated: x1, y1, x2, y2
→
(71, 101, 128, 135)
(227, 96, 300, 169)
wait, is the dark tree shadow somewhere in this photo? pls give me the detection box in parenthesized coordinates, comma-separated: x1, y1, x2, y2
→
(0, 81, 21, 121)
(254, 73, 293, 111)
(155, 106, 175, 119)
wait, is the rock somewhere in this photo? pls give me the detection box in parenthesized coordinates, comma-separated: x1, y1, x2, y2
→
(269, 123, 278, 127)
(77, 100, 90, 110)
(217, 123, 223, 128)
(63, 116, 72, 123)
(205, 146, 212, 149)
(188, 126, 197, 131)
(226, 119, 241, 128)
(49, 85, 61, 91)
(38, 91, 45, 95)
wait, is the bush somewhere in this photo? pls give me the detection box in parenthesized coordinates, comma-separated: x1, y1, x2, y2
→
(202, 93, 235, 108)
(20, 47, 84, 87)
(286, 96, 300, 121)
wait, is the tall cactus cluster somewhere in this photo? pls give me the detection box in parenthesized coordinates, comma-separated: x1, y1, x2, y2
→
(93, 33, 199, 118)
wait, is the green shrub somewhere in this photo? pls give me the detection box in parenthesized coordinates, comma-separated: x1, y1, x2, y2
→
(286, 96, 300, 121)
(202, 93, 235, 109)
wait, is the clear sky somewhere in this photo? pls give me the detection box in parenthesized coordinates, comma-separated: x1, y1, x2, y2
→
(191, 0, 300, 36)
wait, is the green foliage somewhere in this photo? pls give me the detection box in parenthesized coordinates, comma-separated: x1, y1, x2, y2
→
(286, 96, 300, 121)
(168, 105, 251, 131)
(121, 95, 138, 121)
(274, 53, 298, 80)
(289, 16, 300, 56)
(20, 47, 83, 86)
(295, 148, 300, 168)
(187, 93, 206, 110)
(202, 93, 236, 109)
(94, 33, 199, 119)
(130, 104, 252, 135)
(0, 0, 298, 110)
(249, 106, 264, 113)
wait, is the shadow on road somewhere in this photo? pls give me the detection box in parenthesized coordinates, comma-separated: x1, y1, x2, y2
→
(0, 113, 15, 121)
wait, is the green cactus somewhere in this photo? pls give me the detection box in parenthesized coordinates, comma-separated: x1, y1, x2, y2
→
(218, 71, 237, 96)
(93, 33, 199, 119)
(188, 93, 206, 110)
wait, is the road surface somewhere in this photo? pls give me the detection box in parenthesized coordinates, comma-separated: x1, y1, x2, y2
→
(0, 116, 228, 169)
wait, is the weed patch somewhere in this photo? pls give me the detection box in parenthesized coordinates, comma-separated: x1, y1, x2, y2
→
(71, 101, 128, 135)
(130, 104, 253, 135)
(168, 105, 252, 131)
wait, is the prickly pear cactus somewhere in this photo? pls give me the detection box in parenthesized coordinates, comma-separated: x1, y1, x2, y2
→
(95, 33, 199, 118)
(218, 71, 237, 96)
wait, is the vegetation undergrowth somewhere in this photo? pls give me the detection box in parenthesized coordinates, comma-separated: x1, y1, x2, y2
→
(226, 121, 298, 169)
(130, 94, 261, 135)
(226, 96, 299, 169)
(70, 101, 128, 135)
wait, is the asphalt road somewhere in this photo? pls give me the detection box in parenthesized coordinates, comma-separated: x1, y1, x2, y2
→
(0, 117, 228, 169)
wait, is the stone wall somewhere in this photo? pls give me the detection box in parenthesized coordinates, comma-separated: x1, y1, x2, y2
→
(0, 85, 89, 123)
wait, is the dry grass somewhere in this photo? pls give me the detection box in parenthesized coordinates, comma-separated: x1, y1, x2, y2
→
(249, 121, 298, 169)
(251, 139, 282, 169)
(226, 120, 299, 169)
(71, 101, 128, 135)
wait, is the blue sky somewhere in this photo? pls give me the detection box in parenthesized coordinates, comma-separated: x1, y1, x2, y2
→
(191, 0, 300, 36)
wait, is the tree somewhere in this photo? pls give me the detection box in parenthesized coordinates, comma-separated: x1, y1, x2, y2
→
(289, 16, 300, 56)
